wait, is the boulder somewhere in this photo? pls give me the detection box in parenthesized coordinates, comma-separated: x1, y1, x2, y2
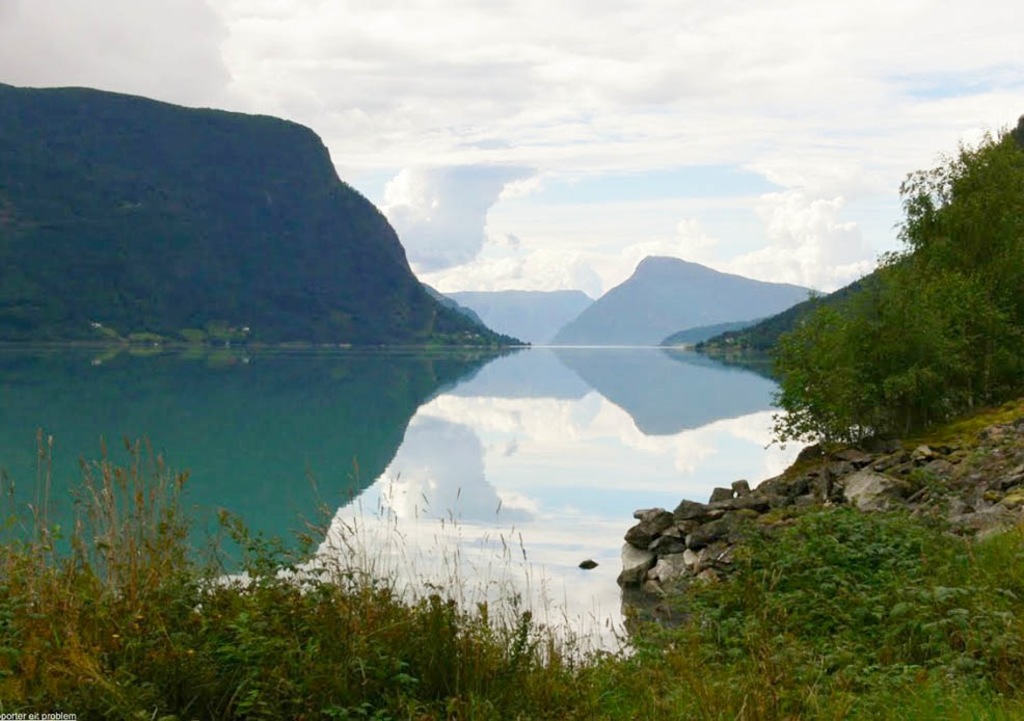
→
(649, 534, 688, 555)
(709, 487, 735, 503)
(617, 543, 656, 586)
(713, 494, 772, 514)
(647, 553, 691, 584)
(911, 445, 937, 462)
(842, 469, 911, 511)
(673, 499, 713, 522)
(833, 448, 874, 466)
(732, 479, 752, 497)
(624, 509, 674, 548)
(685, 516, 743, 550)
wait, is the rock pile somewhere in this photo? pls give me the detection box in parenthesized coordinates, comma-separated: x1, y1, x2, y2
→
(620, 418, 1024, 596)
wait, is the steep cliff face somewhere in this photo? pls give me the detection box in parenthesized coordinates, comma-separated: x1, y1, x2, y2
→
(0, 83, 503, 345)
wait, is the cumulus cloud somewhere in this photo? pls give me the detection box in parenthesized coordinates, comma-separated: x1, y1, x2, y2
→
(725, 191, 877, 291)
(382, 166, 533, 272)
(0, 0, 231, 107)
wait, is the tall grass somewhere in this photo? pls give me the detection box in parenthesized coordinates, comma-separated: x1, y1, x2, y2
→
(4, 437, 1024, 719)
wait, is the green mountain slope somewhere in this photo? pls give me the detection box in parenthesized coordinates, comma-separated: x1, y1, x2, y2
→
(696, 273, 874, 354)
(0, 83, 509, 346)
(551, 256, 809, 346)
(660, 318, 762, 346)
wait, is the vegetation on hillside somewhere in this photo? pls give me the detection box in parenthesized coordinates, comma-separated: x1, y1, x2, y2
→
(695, 276, 870, 355)
(772, 118, 1024, 445)
(0, 84, 515, 347)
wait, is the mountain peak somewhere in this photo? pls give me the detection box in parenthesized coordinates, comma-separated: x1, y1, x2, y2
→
(551, 257, 810, 346)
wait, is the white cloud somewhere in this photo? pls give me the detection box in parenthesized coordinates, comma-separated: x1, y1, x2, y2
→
(0, 0, 231, 107)
(723, 191, 877, 291)
(382, 166, 533, 272)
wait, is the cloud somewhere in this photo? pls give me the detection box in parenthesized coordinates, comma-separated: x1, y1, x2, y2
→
(722, 191, 877, 291)
(382, 166, 533, 272)
(0, 0, 231, 107)
(377, 415, 532, 523)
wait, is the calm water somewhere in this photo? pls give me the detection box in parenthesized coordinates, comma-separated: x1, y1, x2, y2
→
(0, 345, 799, 645)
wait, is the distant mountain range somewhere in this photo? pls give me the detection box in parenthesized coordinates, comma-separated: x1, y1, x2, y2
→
(550, 257, 810, 346)
(448, 290, 593, 344)
(0, 83, 512, 346)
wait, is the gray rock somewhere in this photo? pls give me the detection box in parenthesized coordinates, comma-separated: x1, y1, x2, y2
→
(709, 487, 735, 503)
(685, 516, 742, 550)
(649, 534, 688, 555)
(842, 469, 910, 511)
(834, 448, 874, 466)
(633, 507, 665, 521)
(732, 479, 752, 497)
(617, 543, 657, 586)
(713, 494, 772, 514)
(647, 553, 691, 584)
(912, 445, 937, 462)
(950, 505, 1018, 538)
(673, 499, 713, 522)
(624, 509, 674, 548)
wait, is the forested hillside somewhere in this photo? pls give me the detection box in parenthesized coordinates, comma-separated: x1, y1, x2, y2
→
(0, 84, 511, 346)
(772, 117, 1024, 444)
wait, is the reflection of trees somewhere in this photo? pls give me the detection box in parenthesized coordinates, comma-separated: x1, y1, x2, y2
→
(0, 349, 498, 542)
(554, 347, 777, 435)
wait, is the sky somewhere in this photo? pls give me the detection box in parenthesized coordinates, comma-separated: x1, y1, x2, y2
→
(1, 1, 1021, 298)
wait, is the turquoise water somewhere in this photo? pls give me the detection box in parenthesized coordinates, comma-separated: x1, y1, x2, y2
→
(0, 345, 799, 643)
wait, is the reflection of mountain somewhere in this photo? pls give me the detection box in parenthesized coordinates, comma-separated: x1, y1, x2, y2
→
(447, 347, 590, 400)
(378, 416, 531, 523)
(554, 347, 777, 435)
(0, 349, 494, 541)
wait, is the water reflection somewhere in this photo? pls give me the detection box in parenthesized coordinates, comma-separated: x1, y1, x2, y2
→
(0, 347, 500, 541)
(1, 345, 799, 648)
(325, 347, 800, 648)
(555, 347, 777, 435)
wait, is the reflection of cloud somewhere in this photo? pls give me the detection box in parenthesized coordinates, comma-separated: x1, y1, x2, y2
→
(379, 415, 532, 524)
(321, 371, 802, 650)
(418, 392, 800, 501)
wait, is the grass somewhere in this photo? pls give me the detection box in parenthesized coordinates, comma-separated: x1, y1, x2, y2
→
(5, 438, 1024, 718)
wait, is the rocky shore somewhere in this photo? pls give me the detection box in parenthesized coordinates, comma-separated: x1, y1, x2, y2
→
(620, 413, 1024, 597)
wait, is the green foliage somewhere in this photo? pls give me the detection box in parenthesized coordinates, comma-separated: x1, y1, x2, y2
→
(773, 122, 1024, 443)
(630, 509, 1024, 719)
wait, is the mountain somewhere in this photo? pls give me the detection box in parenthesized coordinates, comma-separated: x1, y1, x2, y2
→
(696, 272, 876, 355)
(448, 290, 593, 344)
(423, 285, 487, 328)
(0, 83, 510, 346)
(550, 257, 810, 346)
(661, 318, 763, 346)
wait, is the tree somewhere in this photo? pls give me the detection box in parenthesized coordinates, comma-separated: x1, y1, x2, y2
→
(773, 122, 1024, 445)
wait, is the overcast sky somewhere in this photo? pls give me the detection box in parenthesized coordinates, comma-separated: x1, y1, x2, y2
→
(1, 1, 1021, 296)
